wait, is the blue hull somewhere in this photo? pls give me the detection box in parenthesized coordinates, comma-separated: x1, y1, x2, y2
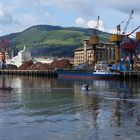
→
(56, 70, 120, 80)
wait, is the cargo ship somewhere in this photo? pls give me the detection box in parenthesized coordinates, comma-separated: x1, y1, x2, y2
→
(56, 69, 121, 80)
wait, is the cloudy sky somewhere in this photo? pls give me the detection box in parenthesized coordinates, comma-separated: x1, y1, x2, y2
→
(0, 0, 139, 36)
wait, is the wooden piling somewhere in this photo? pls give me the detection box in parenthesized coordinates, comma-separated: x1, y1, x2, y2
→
(0, 70, 58, 78)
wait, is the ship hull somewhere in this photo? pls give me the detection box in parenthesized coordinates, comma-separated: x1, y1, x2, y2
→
(56, 70, 120, 80)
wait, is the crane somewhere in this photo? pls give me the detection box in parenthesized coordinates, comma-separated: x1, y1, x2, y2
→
(121, 26, 140, 70)
(110, 10, 135, 70)
(116, 20, 124, 35)
(89, 16, 100, 66)
(0, 39, 8, 69)
(91, 15, 100, 44)
(94, 16, 100, 34)
(122, 10, 134, 35)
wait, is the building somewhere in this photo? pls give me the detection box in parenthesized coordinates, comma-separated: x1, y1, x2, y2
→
(7, 46, 32, 67)
(74, 39, 116, 66)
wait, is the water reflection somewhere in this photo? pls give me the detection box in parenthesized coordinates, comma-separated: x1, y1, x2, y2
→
(0, 76, 140, 139)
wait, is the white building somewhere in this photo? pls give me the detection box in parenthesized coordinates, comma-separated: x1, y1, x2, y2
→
(7, 46, 32, 67)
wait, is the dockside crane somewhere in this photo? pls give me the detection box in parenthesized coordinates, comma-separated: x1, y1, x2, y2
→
(116, 20, 124, 35)
(122, 10, 134, 35)
(89, 16, 100, 64)
(90, 16, 100, 45)
(121, 26, 140, 70)
(94, 16, 100, 36)
(0, 39, 9, 69)
(110, 10, 134, 63)
(120, 10, 134, 51)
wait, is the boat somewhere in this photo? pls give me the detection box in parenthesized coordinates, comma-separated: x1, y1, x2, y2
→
(56, 69, 121, 80)
(0, 86, 13, 91)
(81, 84, 89, 91)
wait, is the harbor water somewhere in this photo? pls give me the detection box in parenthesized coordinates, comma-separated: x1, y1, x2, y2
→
(0, 76, 140, 140)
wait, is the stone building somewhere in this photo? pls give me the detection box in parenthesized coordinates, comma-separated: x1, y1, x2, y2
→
(74, 39, 116, 66)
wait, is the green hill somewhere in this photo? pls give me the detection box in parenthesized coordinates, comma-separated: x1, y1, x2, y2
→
(0, 25, 111, 57)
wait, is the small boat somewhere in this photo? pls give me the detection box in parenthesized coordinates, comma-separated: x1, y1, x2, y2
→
(81, 84, 89, 91)
(0, 86, 13, 91)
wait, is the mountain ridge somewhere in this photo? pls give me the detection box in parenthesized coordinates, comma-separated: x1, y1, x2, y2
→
(0, 25, 111, 57)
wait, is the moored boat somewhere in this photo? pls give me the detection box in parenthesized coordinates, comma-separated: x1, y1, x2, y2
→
(56, 69, 120, 80)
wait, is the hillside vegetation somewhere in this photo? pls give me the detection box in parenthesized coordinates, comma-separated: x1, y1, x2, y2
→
(0, 25, 110, 57)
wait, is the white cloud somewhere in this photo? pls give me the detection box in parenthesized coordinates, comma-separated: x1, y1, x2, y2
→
(45, 12, 56, 25)
(98, 0, 140, 13)
(0, 3, 13, 25)
(75, 17, 86, 28)
(0, 0, 139, 36)
(108, 29, 117, 34)
(16, 11, 55, 28)
(41, 0, 93, 16)
(75, 17, 105, 31)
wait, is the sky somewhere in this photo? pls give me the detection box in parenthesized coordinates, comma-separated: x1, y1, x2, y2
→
(0, 0, 139, 36)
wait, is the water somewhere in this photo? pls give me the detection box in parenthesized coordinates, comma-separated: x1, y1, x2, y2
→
(0, 76, 140, 140)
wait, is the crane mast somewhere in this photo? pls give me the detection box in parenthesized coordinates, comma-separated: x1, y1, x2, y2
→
(122, 10, 134, 35)
(89, 16, 100, 66)
(0, 39, 8, 69)
(94, 16, 100, 35)
(110, 10, 134, 63)
(96, 16, 100, 30)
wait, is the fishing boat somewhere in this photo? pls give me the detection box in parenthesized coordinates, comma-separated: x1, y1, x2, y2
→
(56, 69, 121, 80)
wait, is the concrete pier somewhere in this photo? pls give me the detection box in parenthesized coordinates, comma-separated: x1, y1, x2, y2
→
(0, 70, 58, 78)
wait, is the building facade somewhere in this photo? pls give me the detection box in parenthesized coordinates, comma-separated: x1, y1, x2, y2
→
(74, 39, 116, 66)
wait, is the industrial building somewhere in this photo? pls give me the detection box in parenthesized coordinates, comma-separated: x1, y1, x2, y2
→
(8, 46, 32, 67)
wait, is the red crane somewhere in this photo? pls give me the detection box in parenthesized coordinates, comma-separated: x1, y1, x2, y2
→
(122, 26, 140, 52)
(0, 39, 8, 69)
(120, 10, 135, 51)
(121, 26, 140, 70)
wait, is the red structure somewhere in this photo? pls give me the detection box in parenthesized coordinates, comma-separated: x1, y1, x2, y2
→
(121, 26, 140, 53)
(0, 39, 9, 69)
(2, 39, 8, 63)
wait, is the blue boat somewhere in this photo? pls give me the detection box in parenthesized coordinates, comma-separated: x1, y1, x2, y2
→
(56, 69, 121, 80)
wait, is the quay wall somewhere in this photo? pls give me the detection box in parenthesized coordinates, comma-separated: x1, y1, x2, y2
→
(119, 71, 140, 80)
(0, 70, 140, 80)
(0, 70, 58, 78)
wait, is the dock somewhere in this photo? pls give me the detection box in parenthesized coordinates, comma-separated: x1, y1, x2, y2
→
(0, 70, 140, 80)
(0, 70, 58, 78)
(119, 71, 140, 80)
